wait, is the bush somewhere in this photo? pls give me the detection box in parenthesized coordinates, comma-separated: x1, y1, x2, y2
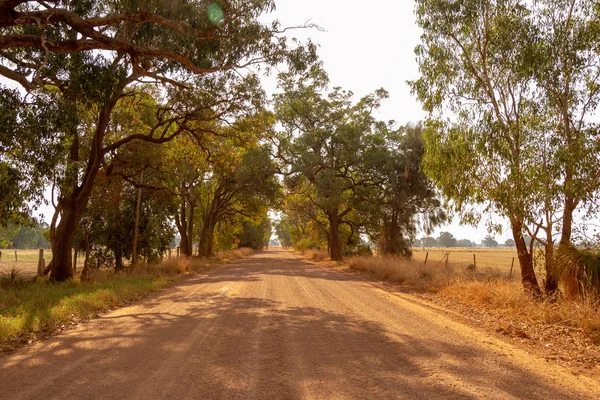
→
(302, 249, 330, 262)
(294, 238, 320, 250)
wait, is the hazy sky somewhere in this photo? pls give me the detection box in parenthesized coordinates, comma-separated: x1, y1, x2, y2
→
(263, 1, 512, 243)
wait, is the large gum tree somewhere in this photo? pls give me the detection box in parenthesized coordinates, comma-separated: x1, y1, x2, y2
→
(0, 0, 315, 280)
(411, 0, 600, 294)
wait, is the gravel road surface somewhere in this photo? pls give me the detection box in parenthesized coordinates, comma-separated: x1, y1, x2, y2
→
(1, 249, 597, 399)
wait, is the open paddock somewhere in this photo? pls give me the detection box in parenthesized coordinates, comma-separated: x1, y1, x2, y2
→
(0, 249, 82, 276)
(411, 247, 525, 276)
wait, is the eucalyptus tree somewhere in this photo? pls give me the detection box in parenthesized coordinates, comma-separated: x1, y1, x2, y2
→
(195, 141, 280, 257)
(411, 0, 549, 293)
(0, 0, 316, 280)
(274, 67, 390, 260)
(529, 0, 600, 248)
(412, 0, 600, 294)
(372, 124, 446, 257)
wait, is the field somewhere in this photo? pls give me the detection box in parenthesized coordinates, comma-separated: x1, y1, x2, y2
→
(1, 249, 90, 276)
(411, 247, 521, 276)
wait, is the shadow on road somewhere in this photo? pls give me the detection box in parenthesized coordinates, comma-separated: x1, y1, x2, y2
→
(0, 250, 586, 399)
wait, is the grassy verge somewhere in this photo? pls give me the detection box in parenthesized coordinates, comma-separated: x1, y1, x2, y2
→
(0, 248, 255, 351)
(347, 255, 600, 347)
(295, 248, 330, 262)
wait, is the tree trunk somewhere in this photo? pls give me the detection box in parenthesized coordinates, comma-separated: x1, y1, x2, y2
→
(49, 84, 124, 281)
(132, 170, 144, 265)
(176, 200, 189, 257)
(511, 221, 540, 295)
(544, 224, 558, 294)
(73, 249, 78, 273)
(185, 202, 195, 257)
(50, 195, 84, 281)
(80, 229, 91, 281)
(114, 242, 123, 271)
(559, 196, 577, 246)
(328, 212, 342, 261)
(198, 215, 216, 258)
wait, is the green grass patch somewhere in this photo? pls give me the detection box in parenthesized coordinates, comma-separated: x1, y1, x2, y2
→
(0, 272, 179, 351)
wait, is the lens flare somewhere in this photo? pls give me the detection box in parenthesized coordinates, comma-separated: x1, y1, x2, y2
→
(207, 3, 224, 27)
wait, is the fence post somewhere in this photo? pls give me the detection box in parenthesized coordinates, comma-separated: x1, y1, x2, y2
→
(37, 249, 44, 276)
(177, 246, 180, 258)
(424, 252, 429, 265)
(444, 253, 449, 269)
(14, 249, 17, 262)
(473, 254, 476, 269)
(509, 257, 515, 278)
(0, 250, 2, 261)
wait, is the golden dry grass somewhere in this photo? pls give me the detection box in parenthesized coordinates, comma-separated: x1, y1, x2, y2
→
(347, 255, 485, 292)
(441, 279, 600, 344)
(297, 249, 330, 262)
(0, 247, 257, 276)
(348, 254, 600, 344)
(411, 247, 520, 273)
(0, 249, 64, 276)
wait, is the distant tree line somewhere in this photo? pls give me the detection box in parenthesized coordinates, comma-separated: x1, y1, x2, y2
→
(0, 223, 50, 249)
(414, 232, 525, 248)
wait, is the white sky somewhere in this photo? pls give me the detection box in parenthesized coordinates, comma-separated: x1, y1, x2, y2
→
(264, 1, 512, 243)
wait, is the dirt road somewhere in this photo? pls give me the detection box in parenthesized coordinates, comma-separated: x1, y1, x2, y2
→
(1, 249, 597, 399)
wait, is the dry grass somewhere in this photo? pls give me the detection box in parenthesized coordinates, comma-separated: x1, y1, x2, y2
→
(0, 247, 256, 277)
(217, 247, 254, 261)
(347, 255, 480, 292)
(0, 247, 255, 351)
(297, 249, 330, 262)
(347, 254, 600, 345)
(441, 279, 600, 344)
(411, 247, 522, 274)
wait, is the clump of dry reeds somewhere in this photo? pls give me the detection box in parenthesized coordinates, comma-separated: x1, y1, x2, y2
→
(554, 245, 600, 298)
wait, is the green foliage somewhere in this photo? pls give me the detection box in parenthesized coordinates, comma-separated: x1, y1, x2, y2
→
(437, 232, 457, 248)
(373, 124, 446, 257)
(482, 235, 499, 248)
(0, 223, 50, 249)
(237, 215, 272, 250)
(274, 66, 397, 259)
(422, 236, 438, 247)
(456, 239, 475, 248)
(1, 0, 317, 280)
